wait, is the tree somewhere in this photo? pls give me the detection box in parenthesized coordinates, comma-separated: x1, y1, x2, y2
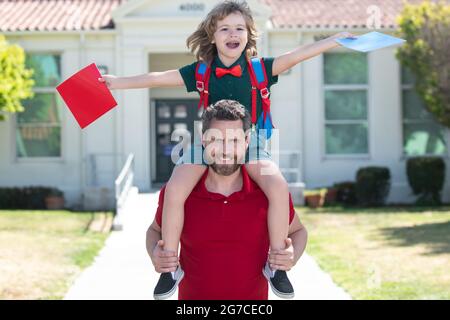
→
(396, 1, 450, 127)
(0, 34, 34, 121)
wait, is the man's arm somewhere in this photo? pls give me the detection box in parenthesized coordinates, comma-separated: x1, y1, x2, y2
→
(288, 213, 308, 266)
(146, 220, 161, 260)
(269, 212, 307, 271)
(146, 220, 179, 273)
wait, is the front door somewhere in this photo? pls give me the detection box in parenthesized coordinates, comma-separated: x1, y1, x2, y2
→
(153, 99, 201, 183)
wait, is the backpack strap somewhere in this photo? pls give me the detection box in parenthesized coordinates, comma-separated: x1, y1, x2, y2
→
(195, 61, 211, 110)
(247, 57, 274, 138)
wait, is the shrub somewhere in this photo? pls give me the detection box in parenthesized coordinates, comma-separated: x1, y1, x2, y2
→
(0, 186, 62, 209)
(406, 157, 445, 206)
(333, 181, 357, 206)
(355, 167, 391, 206)
(324, 186, 338, 205)
(47, 188, 64, 197)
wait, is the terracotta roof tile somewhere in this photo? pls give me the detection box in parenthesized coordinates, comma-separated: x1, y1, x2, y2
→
(0, 0, 125, 32)
(261, 0, 441, 29)
(0, 0, 447, 32)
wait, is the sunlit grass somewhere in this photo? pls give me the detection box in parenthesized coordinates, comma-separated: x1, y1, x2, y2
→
(297, 206, 450, 299)
(0, 210, 113, 299)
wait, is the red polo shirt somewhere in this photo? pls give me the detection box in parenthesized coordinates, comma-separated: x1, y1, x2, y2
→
(155, 166, 296, 300)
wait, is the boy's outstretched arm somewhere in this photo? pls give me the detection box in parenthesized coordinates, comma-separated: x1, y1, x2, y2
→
(272, 31, 357, 76)
(99, 69, 185, 90)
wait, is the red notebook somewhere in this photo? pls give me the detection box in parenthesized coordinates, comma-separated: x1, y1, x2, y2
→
(56, 63, 117, 129)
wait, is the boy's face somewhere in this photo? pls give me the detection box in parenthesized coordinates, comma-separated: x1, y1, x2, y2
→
(213, 12, 248, 62)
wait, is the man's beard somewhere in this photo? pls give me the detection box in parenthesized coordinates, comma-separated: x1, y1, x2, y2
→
(209, 153, 244, 176)
(206, 145, 246, 176)
(210, 162, 242, 176)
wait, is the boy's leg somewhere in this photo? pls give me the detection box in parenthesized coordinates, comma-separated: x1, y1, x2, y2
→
(245, 161, 290, 252)
(154, 141, 206, 300)
(245, 130, 294, 299)
(161, 163, 206, 253)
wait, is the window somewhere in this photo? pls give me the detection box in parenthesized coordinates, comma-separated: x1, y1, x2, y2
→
(16, 54, 62, 158)
(323, 52, 369, 155)
(401, 67, 446, 156)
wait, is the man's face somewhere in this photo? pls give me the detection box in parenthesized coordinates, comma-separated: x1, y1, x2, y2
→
(202, 119, 249, 176)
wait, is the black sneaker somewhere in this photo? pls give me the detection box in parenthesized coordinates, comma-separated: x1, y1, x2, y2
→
(262, 261, 294, 299)
(153, 266, 184, 300)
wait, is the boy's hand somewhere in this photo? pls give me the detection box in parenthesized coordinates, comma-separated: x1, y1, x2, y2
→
(151, 240, 179, 273)
(98, 74, 121, 90)
(268, 238, 295, 271)
(329, 31, 358, 42)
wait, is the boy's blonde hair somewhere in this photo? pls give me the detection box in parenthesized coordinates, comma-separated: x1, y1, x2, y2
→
(186, 1, 258, 63)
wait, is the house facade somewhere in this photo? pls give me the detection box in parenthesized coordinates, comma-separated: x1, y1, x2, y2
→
(0, 0, 448, 209)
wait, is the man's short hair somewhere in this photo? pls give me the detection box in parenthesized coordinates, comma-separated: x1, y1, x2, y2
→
(201, 99, 251, 134)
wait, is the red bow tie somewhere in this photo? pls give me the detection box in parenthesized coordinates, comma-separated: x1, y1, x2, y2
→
(215, 65, 242, 78)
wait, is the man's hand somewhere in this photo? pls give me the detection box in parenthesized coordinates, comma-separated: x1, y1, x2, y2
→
(268, 238, 295, 271)
(151, 240, 179, 273)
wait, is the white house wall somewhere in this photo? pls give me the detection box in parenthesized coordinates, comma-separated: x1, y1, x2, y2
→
(2, 0, 449, 207)
(149, 53, 199, 99)
(300, 33, 450, 203)
(267, 31, 304, 180)
(0, 33, 118, 208)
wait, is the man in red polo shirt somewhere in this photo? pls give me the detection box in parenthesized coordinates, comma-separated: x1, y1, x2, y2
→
(146, 100, 308, 300)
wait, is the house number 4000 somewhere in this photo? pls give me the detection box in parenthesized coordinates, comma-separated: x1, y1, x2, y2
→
(179, 3, 205, 11)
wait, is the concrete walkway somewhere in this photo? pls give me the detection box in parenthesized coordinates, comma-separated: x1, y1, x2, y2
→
(64, 188, 351, 300)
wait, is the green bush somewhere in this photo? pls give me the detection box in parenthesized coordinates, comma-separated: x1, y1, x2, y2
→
(0, 34, 34, 121)
(396, 1, 450, 128)
(355, 167, 391, 206)
(0, 186, 63, 209)
(406, 157, 445, 206)
(334, 181, 357, 206)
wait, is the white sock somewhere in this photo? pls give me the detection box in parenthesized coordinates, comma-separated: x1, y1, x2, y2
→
(266, 262, 275, 278)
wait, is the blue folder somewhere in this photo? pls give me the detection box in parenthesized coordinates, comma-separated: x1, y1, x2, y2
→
(335, 31, 406, 52)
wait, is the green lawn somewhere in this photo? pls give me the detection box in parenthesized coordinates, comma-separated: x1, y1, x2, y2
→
(0, 210, 113, 299)
(297, 206, 450, 300)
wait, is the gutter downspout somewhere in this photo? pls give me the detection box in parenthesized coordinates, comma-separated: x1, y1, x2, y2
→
(298, 30, 306, 183)
(115, 25, 123, 189)
(79, 31, 86, 208)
